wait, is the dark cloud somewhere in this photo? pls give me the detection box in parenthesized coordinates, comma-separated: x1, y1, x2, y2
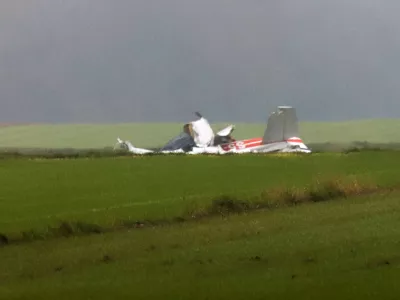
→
(1, 0, 400, 123)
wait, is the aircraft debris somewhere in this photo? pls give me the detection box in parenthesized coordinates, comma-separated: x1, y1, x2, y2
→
(114, 106, 311, 155)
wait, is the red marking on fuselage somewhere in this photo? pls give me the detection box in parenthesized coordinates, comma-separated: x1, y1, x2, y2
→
(220, 137, 303, 151)
(220, 137, 263, 151)
(287, 137, 303, 143)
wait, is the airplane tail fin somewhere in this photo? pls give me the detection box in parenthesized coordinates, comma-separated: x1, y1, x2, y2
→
(262, 106, 300, 144)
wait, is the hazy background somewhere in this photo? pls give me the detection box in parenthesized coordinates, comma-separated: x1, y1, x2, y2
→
(1, 0, 400, 123)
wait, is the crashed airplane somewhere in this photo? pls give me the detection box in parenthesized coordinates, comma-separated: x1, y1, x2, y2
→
(115, 106, 311, 155)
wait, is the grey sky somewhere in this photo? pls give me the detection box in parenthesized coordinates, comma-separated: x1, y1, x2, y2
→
(1, 0, 400, 123)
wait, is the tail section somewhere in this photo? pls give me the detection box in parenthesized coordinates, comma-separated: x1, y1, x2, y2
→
(262, 106, 299, 144)
(218, 106, 310, 153)
(261, 106, 310, 153)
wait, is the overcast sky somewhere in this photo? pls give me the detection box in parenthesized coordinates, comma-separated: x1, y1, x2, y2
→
(1, 0, 400, 123)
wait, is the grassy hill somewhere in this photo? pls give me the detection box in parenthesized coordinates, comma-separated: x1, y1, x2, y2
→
(0, 119, 400, 149)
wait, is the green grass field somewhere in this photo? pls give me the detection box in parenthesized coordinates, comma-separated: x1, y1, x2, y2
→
(1, 119, 400, 149)
(1, 152, 400, 299)
(1, 152, 400, 236)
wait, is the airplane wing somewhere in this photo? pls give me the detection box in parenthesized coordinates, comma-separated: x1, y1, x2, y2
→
(190, 113, 215, 147)
(216, 125, 235, 137)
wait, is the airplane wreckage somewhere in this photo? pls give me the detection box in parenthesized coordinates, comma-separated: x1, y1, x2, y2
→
(114, 106, 311, 155)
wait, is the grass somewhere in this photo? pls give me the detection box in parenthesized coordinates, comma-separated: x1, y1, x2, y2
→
(0, 175, 383, 246)
(1, 119, 400, 149)
(1, 152, 400, 299)
(186, 176, 381, 219)
(2, 192, 400, 299)
(1, 151, 400, 237)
